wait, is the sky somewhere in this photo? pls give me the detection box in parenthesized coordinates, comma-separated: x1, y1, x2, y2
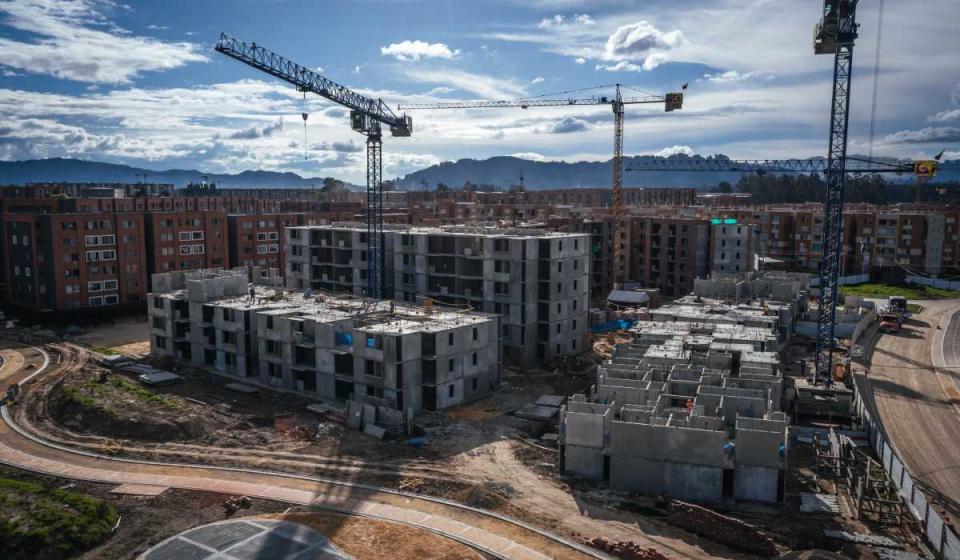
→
(0, 0, 958, 184)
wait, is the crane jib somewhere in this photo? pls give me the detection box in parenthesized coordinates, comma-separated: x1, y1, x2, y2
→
(214, 33, 410, 135)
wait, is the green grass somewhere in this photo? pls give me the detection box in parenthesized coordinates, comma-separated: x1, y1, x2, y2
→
(840, 283, 960, 300)
(0, 476, 119, 558)
(109, 376, 181, 409)
(88, 346, 120, 356)
(907, 303, 923, 313)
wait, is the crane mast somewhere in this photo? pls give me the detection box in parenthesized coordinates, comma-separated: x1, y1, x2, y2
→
(400, 84, 683, 290)
(215, 33, 411, 299)
(814, 0, 858, 384)
(612, 87, 626, 287)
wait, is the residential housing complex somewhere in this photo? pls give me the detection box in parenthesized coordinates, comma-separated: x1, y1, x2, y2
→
(286, 224, 591, 367)
(560, 271, 806, 503)
(148, 268, 501, 415)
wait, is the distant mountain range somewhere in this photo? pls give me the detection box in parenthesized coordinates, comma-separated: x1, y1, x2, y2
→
(0, 158, 331, 189)
(1, 155, 956, 190)
(396, 154, 960, 189)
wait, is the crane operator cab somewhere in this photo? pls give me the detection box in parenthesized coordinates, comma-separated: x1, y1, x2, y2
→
(350, 110, 412, 137)
(389, 115, 413, 137)
(814, 0, 859, 55)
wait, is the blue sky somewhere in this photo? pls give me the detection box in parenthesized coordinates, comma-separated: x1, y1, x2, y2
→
(0, 0, 958, 183)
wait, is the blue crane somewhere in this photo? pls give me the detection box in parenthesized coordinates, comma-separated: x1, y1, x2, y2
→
(812, 0, 859, 384)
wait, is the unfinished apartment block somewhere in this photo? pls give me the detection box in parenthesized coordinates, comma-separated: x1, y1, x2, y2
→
(560, 272, 804, 504)
(286, 223, 590, 367)
(149, 268, 501, 414)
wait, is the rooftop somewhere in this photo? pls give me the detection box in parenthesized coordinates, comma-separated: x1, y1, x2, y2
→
(290, 222, 587, 239)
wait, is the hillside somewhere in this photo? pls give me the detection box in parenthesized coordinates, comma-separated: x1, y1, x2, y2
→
(2, 155, 956, 190)
(0, 158, 328, 189)
(395, 154, 960, 190)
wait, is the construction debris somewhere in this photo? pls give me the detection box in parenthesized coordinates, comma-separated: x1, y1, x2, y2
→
(222, 495, 252, 517)
(800, 493, 841, 514)
(822, 529, 903, 549)
(666, 501, 778, 557)
(580, 536, 672, 560)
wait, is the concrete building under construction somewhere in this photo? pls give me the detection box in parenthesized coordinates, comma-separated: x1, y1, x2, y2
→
(148, 268, 501, 414)
(559, 271, 807, 503)
(285, 224, 590, 367)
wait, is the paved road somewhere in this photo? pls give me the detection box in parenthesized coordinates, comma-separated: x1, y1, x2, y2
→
(865, 300, 960, 522)
(0, 343, 599, 560)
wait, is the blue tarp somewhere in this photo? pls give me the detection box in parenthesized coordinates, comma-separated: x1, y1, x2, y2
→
(335, 332, 353, 346)
(590, 319, 637, 334)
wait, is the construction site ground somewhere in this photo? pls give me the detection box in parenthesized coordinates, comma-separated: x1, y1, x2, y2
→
(1, 317, 933, 559)
(0, 465, 482, 560)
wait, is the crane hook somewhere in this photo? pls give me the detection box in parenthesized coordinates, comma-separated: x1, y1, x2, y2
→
(301, 92, 308, 160)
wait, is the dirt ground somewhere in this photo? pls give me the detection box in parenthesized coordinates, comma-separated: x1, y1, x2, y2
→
(255, 512, 486, 560)
(70, 318, 151, 357)
(0, 466, 484, 560)
(0, 466, 289, 560)
(18, 324, 927, 559)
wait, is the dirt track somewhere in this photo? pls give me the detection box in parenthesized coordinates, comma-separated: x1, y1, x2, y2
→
(0, 343, 604, 560)
(861, 299, 960, 523)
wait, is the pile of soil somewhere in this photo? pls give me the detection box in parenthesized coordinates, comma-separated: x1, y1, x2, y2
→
(47, 371, 209, 442)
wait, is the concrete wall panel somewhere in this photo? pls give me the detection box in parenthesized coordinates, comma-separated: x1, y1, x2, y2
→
(734, 465, 779, 503)
(564, 445, 604, 480)
(664, 463, 723, 503)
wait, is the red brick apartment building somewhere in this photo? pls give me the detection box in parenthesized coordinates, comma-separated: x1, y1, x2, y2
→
(4, 211, 147, 312)
(143, 210, 228, 278)
(227, 213, 310, 270)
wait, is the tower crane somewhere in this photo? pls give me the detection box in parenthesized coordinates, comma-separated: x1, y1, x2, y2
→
(627, 156, 942, 177)
(215, 33, 412, 299)
(812, 0, 858, 384)
(399, 84, 683, 288)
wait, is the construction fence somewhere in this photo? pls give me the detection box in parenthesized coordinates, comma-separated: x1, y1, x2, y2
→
(853, 384, 960, 559)
(906, 275, 960, 291)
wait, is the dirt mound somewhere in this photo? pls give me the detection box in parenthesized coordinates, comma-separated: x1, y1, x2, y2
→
(48, 374, 207, 442)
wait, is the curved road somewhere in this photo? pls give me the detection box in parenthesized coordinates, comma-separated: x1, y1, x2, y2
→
(0, 343, 605, 560)
(863, 299, 960, 523)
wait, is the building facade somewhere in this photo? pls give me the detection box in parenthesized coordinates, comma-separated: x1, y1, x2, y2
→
(149, 268, 501, 414)
(286, 224, 590, 367)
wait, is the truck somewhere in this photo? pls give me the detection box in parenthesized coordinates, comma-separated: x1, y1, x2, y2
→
(879, 307, 905, 333)
(888, 295, 908, 315)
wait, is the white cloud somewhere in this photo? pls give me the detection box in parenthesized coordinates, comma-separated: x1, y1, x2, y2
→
(574, 57, 586, 65)
(929, 109, 960, 123)
(596, 21, 684, 71)
(225, 118, 284, 140)
(595, 55, 665, 73)
(531, 76, 545, 84)
(650, 145, 694, 158)
(0, 0, 207, 84)
(381, 40, 460, 61)
(551, 116, 588, 134)
(538, 13, 594, 29)
(146, 24, 168, 31)
(702, 70, 774, 83)
(511, 152, 548, 161)
(883, 126, 960, 144)
(405, 68, 526, 99)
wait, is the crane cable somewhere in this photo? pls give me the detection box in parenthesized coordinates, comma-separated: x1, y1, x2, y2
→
(867, 0, 885, 160)
(301, 91, 308, 161)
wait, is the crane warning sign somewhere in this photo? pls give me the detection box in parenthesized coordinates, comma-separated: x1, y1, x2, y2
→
(914, 160, 938, 177)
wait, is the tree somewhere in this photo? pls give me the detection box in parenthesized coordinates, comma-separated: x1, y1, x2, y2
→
(436, 182, 449, 193)
(321, 177, 348, 195)
(715, 181, 733, 193)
